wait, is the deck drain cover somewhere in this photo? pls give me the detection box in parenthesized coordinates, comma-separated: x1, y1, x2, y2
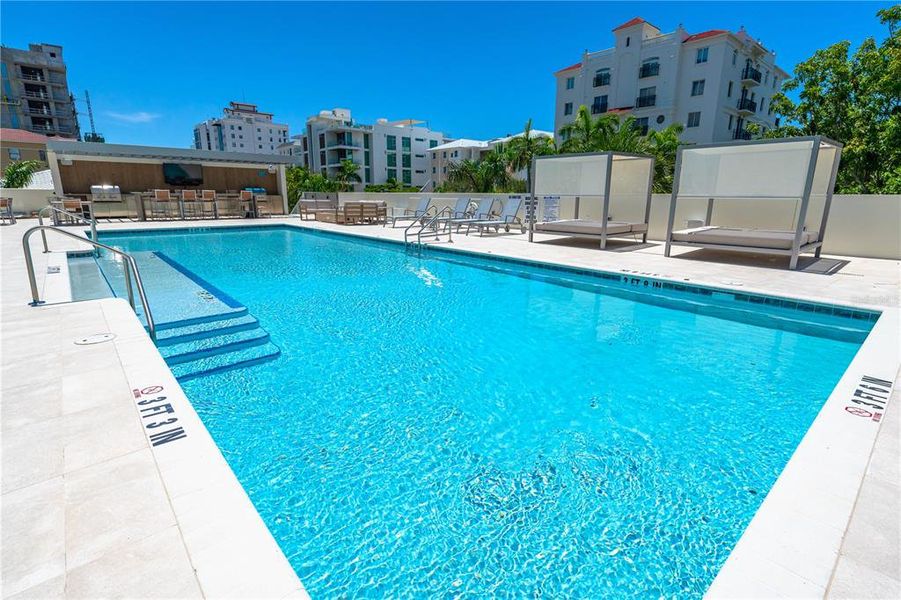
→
(74, 333, 116, 345)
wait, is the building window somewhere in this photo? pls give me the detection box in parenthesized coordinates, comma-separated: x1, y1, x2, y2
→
(687, 111, 701, 128)
(691, 79, 705, 96)
(625, 36, 630, 47)
(230, 125, 235, 130)
(696, 47, 709, 63)
(402, 137, 411, 151)
(633, 117, 649, 136)
(238, 125, 243, 130)
(591, 95, 608, 114)
(593, 68, 610, 87)
(773, 77, 778, 90)
(565, 77, 575, 90)
(765, 70, 769, 84)
(637, 87, 656, 108)
(564, 102, 573, 115)
(365, 168, 371, 182)
(639, 57, 660, 78)
(386, 135, 396, 150)
(320, 151, 326, 164)
(728, 115, 734, 130)
(402, 170, 412, 184)
(727, 81, 733, 97)
(760, 97, 766, 112)
(402, 154, 411, 168)
(39, 150, 47, 161)
(414, 137, 424, 142)
(319, 133, 325, 147)
(387, 168, 397, 180)
(429, 140, 438, 148)
(387, 153, 397, 167)
(8, 148, 21, 160)
(432, 166, 436, 174)
(732, 50, 738, 66)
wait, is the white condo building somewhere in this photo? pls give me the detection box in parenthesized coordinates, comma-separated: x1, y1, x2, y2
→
(289, 108, 448, 189)
(554, 17, 788, 144)
(428, 129, 554, 189)
(194, 102, 289, 154)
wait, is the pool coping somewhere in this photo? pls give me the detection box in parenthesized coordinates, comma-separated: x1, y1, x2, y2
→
(83, 220, 899, 595)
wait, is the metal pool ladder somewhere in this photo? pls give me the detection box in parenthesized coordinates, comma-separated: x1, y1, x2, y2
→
(404, 205, 454, 249)
(22, 225, 157, 341)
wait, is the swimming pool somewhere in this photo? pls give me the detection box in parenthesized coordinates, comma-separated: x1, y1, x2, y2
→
(91, 225, 874, 597)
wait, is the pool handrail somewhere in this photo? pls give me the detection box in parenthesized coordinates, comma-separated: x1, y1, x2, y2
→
(22, 224, 157, 341)
(37, 204, 97, 254)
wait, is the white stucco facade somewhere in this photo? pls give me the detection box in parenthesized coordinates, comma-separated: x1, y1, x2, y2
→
(554, 18, 789, 144)
(194, 102, 289, 155)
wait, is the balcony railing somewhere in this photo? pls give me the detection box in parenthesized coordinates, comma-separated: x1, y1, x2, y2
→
(741, 65, 762, 84)
(24, 91, 50, 100)
(733, 129, 752, 140)
(737, 98, 757, 113)
(639, 63, 660, 78)
(591, 103, 608, 115)
(26, 108, 53, 116)
(593, 73, 610, 87)
(636, 94, 656, 108)
(20, 73, 45, 82)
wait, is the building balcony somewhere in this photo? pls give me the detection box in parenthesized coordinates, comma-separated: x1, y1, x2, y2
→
(19, 72, 45, 82)
(23, 90, 50, 100)
(737, 98, 757, 115)
(591, 103, 608, 115)
(26, 107, 53, 116)
(741, 65, 762, 85)
(733, 129, 752, 141)
(593, 73, 610, 87)
(639, 63, 660, 78)
(635, 94, 656, 108)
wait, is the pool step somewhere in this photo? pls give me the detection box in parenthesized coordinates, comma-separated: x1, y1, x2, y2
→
(160, 328, 271, 365)
(169, 341, 282, 381)
(155, 314, 260, 347)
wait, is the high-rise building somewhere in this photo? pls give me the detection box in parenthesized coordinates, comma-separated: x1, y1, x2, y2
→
(295, 108, 449, 190)
(1, 43, 80, 139)
(554, 18, 788, 144)
(194, 102, 289, 154)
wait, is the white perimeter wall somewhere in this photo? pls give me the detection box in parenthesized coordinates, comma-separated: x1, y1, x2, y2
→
(340, 192, 901, 260)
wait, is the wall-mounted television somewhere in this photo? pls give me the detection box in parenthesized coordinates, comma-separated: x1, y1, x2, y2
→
(162, 163, 203, 186)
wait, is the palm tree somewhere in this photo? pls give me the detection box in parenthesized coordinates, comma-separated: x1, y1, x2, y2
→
(1, 159, 41, 188)
(503, 118, 555, 195)
(558, 107, 617, 153)
(333, 159, 362, 191)
(646, 124, 685, 193)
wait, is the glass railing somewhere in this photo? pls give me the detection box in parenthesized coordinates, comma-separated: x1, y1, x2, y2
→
(737, 98, 757, 112)
(741, 66, 762, 83)
(635, 95, 656, 108)
(591, 103, 608, 115)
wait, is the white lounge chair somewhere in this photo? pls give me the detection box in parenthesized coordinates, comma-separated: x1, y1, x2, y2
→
(388, 197, 433, 228)
(466, 197, 525, 235)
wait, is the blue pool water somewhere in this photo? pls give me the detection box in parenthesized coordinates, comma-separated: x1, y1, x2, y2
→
(96, 226, 872, 597)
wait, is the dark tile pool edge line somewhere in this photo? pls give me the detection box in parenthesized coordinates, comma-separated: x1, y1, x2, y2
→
(152, 251, 245, 309)
(97, 222, 883, 322)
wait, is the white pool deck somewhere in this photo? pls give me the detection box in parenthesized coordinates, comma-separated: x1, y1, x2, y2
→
(1, 216, 898, 598)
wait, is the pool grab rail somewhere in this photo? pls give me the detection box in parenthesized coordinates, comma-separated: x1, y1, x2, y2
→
(37, 204, 97, 254)
(405, 205, 454, 247)
(22, 225, 157, 341)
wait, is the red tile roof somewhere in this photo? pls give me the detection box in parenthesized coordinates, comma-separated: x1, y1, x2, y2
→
(0, 128, 49, 144)
(555, 62, 582, 75)
(613, 17, 647, 31)
(683, 29, 729, 43)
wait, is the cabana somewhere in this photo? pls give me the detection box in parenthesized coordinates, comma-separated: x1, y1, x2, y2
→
(529, 152, 654, 249)
(663, 136, 842, 270)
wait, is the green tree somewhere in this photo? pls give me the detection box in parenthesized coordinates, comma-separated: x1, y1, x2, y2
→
(1, 160, 41, 188)
(502, 118, 556, 194)
(557, 108, 685, 192)
(365, 178, 419, 193)
(766, 6, 901, 193)
(285, 165, 339, 209)
(333, 159, 362, 191)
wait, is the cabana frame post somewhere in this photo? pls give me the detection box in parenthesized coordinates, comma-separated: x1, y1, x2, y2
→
(531, 151, 655, 250)
(663, 136, 843, 270)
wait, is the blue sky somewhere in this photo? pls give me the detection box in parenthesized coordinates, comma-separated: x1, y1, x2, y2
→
(1, 1, 890, 147)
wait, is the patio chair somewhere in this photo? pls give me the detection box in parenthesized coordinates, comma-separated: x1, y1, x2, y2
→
(466, 197, 525, 235)
(449, 197, 495, 231)
(200, 190, 218, 218)
(217, 192, 242, 218)
(150, 189, 177, 220)
(360, 201, 387, 224)
(181, 190, 204, 219)
(388, 197, 433, 228)
(0, 198, 15, 225)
